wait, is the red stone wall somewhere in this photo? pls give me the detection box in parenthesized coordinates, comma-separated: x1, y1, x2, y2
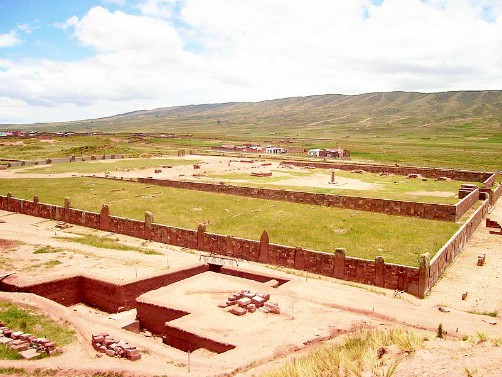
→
(163, 325, 235, 353)
(121, 265, 208, 305)
(0, 265, 209, 313)
(0, 193, 493, 298)
(218, 265, 290, 286)
(136, 301, 189, 335)
(281, 161, 494, 183)
(482, 174, 497, 188)
(81, 278, 124, 312)
(0, 276, 82, 306)
(493, 184, 502, 203)
(455, 188, 480, 221)
(427, 199, 490, 294)
(134, 177, 459, 221)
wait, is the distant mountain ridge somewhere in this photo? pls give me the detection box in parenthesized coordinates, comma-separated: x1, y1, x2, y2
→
(4, 90, 502, 137)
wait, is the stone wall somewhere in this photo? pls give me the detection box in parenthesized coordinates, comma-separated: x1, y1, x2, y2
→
(482, 173, 497, 188)
(0, 263, 208, 313)
(0, 194, 424, 296)
(281, 161, 495, 184)
(136, 301, 189, 335)
(162, 325, 235, 353)
(0, 275, 82, 306)
(134, 177, 459, 221)
(493, 183, 502, 204)
(427, 199, 490, 295)
(6, 154, 124, 168)
(1, 191, 496, 298)
(455, 188, 480, 221)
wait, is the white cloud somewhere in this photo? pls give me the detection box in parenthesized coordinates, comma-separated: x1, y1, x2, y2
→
(137, 0, 180, 19)
(102, 0, 127, 5)
(0, 30, 21, 48)
(1, 0, 502, 124)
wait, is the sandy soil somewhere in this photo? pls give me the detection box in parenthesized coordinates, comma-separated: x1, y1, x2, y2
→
(408, 190, 456, 198)
(0, 141, 25, 146)
(0, 198, 499, 376)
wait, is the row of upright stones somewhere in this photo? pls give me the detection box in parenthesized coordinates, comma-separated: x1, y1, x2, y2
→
(6, 195, 431, 297)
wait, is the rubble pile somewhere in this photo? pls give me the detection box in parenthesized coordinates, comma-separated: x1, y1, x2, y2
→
(92, 333, 141, 361)
(0, 322, 60, 359)
(219, 289, 280, 316)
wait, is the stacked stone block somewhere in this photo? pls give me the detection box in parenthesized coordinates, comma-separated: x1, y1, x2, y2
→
(0, 322, 59, 358)
(220, 289, 279, 316)
(92, 333, 141, 361)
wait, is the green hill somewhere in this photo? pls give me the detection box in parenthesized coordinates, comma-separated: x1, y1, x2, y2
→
(2, 91, 501, 170)
(7, 90, 500, 137)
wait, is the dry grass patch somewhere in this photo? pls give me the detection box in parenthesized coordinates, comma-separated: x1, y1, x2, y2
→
(262, 326, 426, 377)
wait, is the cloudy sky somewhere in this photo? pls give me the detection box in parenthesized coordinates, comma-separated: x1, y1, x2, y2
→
(1, 0, 501, 124)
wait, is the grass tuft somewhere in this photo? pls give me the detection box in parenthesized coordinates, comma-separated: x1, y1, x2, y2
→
(57, 233, 161, 255)
(262, 327, 424, 377)
(33, 246, 65, 254)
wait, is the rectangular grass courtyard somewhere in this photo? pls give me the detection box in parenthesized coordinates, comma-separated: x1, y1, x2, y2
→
(0, 177, 460, 266)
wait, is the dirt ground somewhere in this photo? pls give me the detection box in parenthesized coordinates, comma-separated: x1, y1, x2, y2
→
(0, 196, 499, 376)
(1, 155, 380, 192)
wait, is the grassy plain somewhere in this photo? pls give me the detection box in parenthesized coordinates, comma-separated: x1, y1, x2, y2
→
(0, 177, 459, 266)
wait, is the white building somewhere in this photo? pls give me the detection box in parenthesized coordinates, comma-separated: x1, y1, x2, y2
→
(265, 147, 286, 154)
(307, 148, 322, 157)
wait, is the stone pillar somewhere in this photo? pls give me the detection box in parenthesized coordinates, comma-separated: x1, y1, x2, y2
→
(63, 197, 71, 222)
(225, 235, 233, 256)
(334, 248, 346, 278)
(258, 230, 269, 263)
(197, 224, 206, 250)
(145, 211, 153, 240)
(294, 247, 306, 270)
(418, 252, 430, 298)
(397, 267, 406, 291)
(100, 204, 110, 231)
(375, 256, 384, 287)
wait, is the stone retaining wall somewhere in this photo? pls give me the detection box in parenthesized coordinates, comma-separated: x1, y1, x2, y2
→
(482, 173, 497, 188)
(6, 154, 124, 168)
(427, 199, 490, 295)
(455, 188, 480, 221)
(134, 177, 459, 221)
(1, 189, 496, 298)
(0, 264, 208, 313)
(0, 194, 424, 296)
(281, 160, 495, 184)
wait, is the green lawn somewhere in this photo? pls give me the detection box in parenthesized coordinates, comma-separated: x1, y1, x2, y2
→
(0, 302, 75, 347)
(16, 157, 199, 175)
(205, 168, 469, 204)
(0, 177, 460, 266)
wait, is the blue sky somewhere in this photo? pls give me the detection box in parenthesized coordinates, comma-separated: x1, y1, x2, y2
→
(1, 0, 502, 124)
